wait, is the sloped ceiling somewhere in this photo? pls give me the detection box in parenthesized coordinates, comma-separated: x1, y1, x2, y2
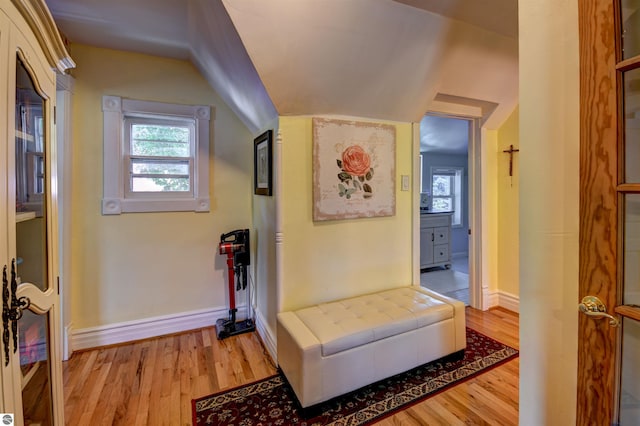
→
(222, 0, 517, 129)
(394, 0, 518, 38)
(46, 0, 517, 134)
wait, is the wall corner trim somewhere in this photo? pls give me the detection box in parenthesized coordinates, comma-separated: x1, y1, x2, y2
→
(255, 309, 277, 364)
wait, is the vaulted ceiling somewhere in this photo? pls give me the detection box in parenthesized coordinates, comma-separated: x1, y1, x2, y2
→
(46, 0, 518, 135)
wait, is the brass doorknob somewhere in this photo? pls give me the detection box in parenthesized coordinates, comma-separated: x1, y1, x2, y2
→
(578, 296, 619, 327)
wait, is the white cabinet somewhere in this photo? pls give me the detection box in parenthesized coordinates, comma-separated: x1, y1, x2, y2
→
(420, 213, 452, 269)
(0, 1, 73, 424)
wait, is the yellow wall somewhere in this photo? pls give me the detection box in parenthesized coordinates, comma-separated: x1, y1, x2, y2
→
(519, 0, 579, 423)
(69, 44, 254, 328)
(481, 128, 499, 298)
(278, 116, 413, 311)
(497, 106, 519, 297)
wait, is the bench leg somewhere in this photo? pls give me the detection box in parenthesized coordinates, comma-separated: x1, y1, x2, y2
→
(449, 348, 465, 361)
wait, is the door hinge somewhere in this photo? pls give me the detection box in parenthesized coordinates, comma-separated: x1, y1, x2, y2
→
(54, 106, 56, 125)
(57, 276, 60, 295)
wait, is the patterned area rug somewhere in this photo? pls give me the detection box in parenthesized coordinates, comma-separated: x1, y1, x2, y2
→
(192, 328, 518, 425)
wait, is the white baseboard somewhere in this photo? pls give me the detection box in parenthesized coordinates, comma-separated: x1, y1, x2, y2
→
(254, 309, 277, 364)
(484, 288, 499, 310)
(484, 289, 519, 313)
(71, 305, 248, 351)
(497, 291, 520, 313)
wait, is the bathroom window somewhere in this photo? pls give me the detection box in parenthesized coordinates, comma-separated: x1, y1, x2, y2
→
(430, 167, 463, 226)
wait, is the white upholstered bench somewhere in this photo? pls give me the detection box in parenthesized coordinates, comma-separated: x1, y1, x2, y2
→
(276, 286, 466, 408)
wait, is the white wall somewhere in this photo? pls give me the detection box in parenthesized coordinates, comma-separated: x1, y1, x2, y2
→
(519, 0, 579, 424)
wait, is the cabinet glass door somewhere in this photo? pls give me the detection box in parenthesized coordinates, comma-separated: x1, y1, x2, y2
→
(5, 54, 56, 425)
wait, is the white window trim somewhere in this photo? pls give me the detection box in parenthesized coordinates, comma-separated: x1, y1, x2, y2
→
(102, 96, 212, 214)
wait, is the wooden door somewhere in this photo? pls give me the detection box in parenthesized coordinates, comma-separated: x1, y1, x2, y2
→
(578, 1, 640, 424)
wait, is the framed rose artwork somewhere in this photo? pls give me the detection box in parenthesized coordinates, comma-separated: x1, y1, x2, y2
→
(312, 118, 396, 221)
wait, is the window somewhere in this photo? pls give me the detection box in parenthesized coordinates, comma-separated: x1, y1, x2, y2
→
(102, 96, 212, 214)
(430, 167, 463, 226)
(125, 118, 193, 194)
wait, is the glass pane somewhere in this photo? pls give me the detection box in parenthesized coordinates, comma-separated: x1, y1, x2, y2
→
(19, 310, 53, 425)
(626, 195, 640, 304)
(131, 124, 190, 157)
(622, 0, 640, 60)
(619, 318, 640, 425)
(131, 160, 189, 175)
(432, 197, 452, 212)
(432, 175, 451, 196)
(131, 177, 190, 192)
(15, 58, 48, 292)
(625, 68, 640, 182)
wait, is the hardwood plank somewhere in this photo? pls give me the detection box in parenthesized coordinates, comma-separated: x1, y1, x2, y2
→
(377, 307, 519, 426)
(133, 339, 159, 426)
(63, 308, 518, 425)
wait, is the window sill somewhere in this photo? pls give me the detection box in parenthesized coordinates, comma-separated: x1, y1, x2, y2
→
(102, 197, 210, 214)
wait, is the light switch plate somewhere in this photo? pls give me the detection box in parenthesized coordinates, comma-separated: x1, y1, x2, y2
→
(401, 175, 409, 191)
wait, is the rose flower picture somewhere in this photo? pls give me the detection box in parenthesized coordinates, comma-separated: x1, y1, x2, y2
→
(337, 145, 374, 199)
(312, 117, 395, 221)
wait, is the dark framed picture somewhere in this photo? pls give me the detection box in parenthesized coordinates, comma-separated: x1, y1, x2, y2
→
(254, 130, 273, 196)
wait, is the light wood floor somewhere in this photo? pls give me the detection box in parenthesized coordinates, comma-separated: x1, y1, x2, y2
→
(62, 307, 519, 425)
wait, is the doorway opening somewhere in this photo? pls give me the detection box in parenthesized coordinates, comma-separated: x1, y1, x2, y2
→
(418, 113, 477, 306)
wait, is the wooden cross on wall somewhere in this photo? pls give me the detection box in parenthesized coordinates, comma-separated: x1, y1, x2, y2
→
(502, 144, 520, 187)
(502, 144, 520, 177)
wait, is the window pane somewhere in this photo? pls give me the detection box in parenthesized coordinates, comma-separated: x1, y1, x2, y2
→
(131, 124, 190, 157)
(131, 161, 189, 175)
(432, 197, 452, 211)
(619, 318, 640, 425)
(625, 194, 640, 305)
(621, 0, 640, 60)
(625, 68, 640, 182)
(132, 177, 190, 192)
(432, 175, 451, 196)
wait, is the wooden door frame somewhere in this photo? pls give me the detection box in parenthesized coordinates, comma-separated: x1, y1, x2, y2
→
(577, 0, 620, 423)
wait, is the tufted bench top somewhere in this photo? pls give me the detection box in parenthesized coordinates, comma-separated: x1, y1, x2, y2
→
(292, 286, 454, 356)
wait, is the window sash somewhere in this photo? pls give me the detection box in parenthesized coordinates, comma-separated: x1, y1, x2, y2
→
(432, 195, 454, 212)
(124, 117, 195, 197)
(432, 174, 454, 197)
(125, 156, 193, 197)
(430, 167, 464, 226)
